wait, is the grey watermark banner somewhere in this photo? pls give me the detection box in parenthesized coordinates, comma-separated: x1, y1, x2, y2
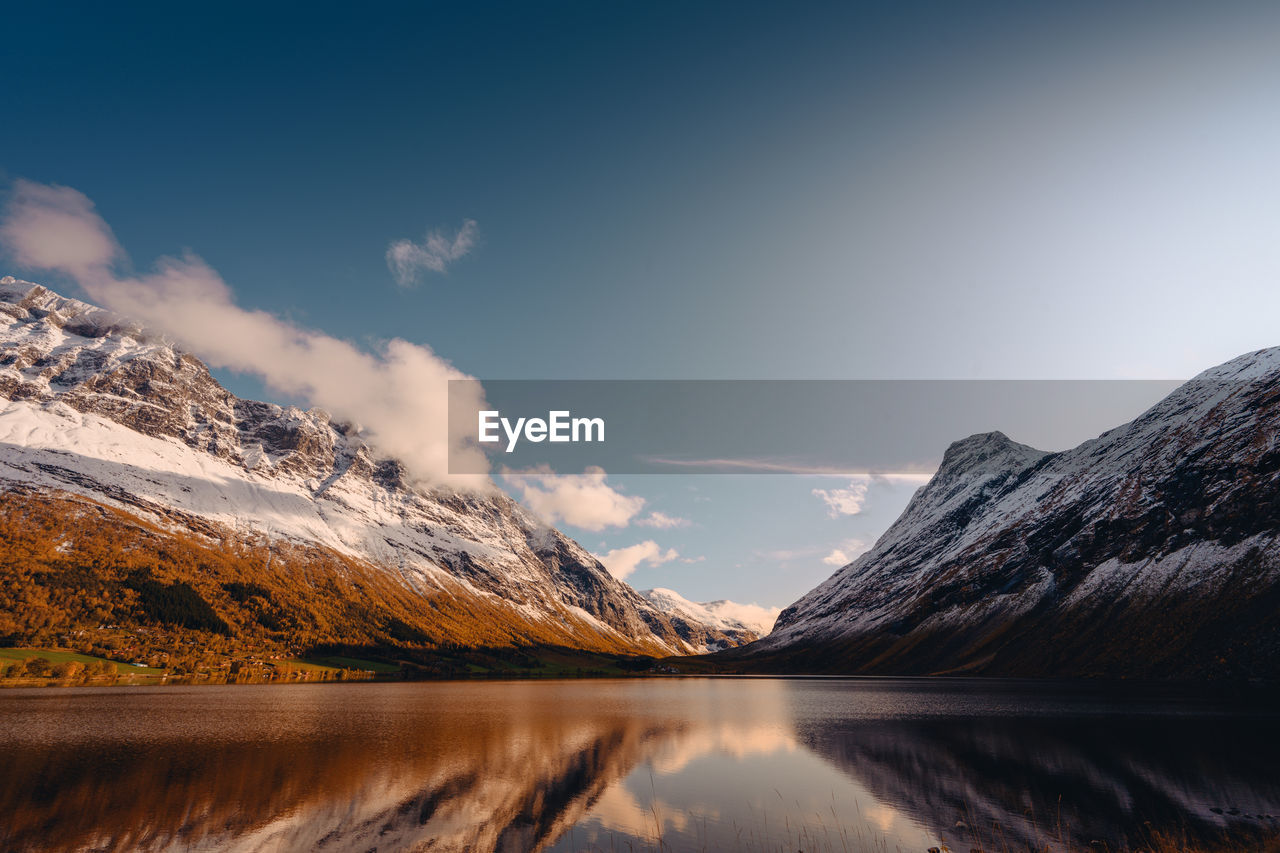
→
(448, 379, 1185, 475)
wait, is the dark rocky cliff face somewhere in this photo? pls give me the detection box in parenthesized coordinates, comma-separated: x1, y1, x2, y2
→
(740, 350, 1280, 679)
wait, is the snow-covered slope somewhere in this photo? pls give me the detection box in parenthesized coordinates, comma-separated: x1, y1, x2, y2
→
(0, 277, 694, 655)
(741, 349, 1280, 678)
(640, 587, 780, 652)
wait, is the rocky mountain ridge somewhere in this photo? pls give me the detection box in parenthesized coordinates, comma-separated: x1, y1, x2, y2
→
(0, 276, 749, 657)
(741, 347, 1280, 679)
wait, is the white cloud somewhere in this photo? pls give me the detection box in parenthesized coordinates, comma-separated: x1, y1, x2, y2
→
(822, 538, 872, 567)
(636, 511, 690, 529)
(812, 479, 869, 517)
(386, 219, 478, 286)
(503, 465, 644, 531)
(0, 179, 490, 489)
(0, 182, 120, 278)
(706, 600, 783, 636)
(593, 540, 680, 580)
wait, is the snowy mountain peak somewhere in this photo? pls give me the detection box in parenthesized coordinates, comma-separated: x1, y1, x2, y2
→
(745, 348, 1280, 679)
(640, 587, 780, 652)
(935, 431, 1048, 484)
(0, 279, 710, 657)
(0, 276, 130, 337)
(1190, 345, 1280, 383)
(642, 587, 780, 635)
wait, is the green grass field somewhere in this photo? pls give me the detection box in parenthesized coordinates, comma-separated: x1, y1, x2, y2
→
(0, 648, 165, 676)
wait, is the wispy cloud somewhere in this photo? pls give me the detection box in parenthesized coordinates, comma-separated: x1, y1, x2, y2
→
(0, 179, 490, 488)
(386, 219, 478, 286)
(503, 465, 644, 531)
(646, 456, 936, 479)
(593, 540, 680, 580)
(637, 511, 690, 529)
(812, 480, 870, 517)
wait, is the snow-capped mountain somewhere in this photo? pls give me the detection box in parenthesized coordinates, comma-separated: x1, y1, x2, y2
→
(0, 277, 695, 656)
(640, 587, 779, 652)
(742, 349, 1280, 679)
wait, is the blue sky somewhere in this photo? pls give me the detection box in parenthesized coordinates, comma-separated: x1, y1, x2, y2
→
(4, 1, 1280, 609)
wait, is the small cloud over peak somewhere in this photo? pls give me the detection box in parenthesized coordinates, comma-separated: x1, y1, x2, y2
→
(386, 218, 478, 286)
(503, 465, 644, 532)
(0, 181, 120, 278)
(593, 540, 680, 580)
(812, 479, 869, 517)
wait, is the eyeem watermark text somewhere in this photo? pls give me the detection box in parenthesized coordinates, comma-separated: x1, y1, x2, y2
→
(478, 410, 605, 452)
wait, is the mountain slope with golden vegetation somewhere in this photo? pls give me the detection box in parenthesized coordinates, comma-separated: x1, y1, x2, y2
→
(0, 490, 650, 663)
(0, 277, 743, 675)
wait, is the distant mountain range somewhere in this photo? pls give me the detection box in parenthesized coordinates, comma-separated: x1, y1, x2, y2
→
(0, 277, 755, 666)
(734, 348, 1280, 680)
(640, 587, 779, 651)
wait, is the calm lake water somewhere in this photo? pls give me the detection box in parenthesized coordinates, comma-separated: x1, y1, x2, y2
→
(1, 678, 1277, 852)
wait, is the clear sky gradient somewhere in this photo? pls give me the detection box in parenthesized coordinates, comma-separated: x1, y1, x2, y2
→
(4, 1, 1280, 609)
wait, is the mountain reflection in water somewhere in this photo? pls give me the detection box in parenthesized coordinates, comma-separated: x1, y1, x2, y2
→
(0, 679, 1276, 852)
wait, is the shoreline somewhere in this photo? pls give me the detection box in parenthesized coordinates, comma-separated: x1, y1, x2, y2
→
(5, 669, 1278, 701)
